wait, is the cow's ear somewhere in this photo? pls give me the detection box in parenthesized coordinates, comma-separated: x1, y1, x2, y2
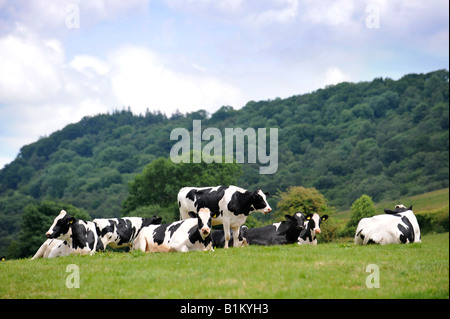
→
(321, 215, 329, 221)
(285, 214, 292, 220)
(305, 214, 313, 220)
(188, 211, 198, 218)
(408, 205, 413, 210)
(264, 192, 269, 196)
(211, 211, 220, 218)
(68, 217, 76, 224)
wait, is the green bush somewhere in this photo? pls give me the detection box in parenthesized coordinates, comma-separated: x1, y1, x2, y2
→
(416, 207, 449, 234)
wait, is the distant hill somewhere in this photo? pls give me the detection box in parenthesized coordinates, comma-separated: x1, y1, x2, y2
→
(0, 69, 448, 256)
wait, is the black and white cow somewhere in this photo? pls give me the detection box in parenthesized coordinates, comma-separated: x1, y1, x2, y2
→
(32, 239, 73, 259)
(134, 208, 219, 253)
(94, 216, 162, 249)
(355, 205, 421, 245)
(46, 210, 104, 255)
(240, 212, 307, 246)
(178, 185, 272, 248)
(298, 213, 329, 245)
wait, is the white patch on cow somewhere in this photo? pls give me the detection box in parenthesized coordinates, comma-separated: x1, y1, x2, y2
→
(273, 222, 282, 231)
(32, 239, 73, 259)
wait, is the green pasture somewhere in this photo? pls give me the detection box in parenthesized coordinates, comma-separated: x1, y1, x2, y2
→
(1, 232, 448, 299)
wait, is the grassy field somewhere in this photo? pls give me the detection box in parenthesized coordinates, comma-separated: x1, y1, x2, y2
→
(1, 232, 448, 299)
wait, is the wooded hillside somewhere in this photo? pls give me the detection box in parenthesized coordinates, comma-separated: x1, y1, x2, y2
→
(0, 69, 448, 257)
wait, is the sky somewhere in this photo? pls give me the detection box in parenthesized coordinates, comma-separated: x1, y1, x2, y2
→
(0, 0, 448, 169)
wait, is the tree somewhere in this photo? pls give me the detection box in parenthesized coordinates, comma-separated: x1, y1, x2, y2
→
(343, 194, 375, 237)
(121, 155, 243, 221)
(275, 186, 329, 220)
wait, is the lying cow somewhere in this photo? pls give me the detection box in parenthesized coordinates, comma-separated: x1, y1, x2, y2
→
(178, 185, 272, 248)
(32, 239, 73, 259)
(355, 205, 421, 245)
(298, 213, 329, 245)
(94, 216, 162, 249)
(241, 212, 307, 246)
(46, 210, 104, 255)
(134, 208, 219, 253)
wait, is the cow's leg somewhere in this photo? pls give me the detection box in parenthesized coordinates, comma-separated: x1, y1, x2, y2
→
(223, 222, 231, 249)
(32, 240, 49, 259)
(231, 225, 243, 247)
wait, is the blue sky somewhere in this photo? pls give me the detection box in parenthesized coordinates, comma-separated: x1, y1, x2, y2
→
(0, 0, 448, 168)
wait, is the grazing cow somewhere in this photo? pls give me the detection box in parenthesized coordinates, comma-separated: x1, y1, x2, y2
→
(239, 212, 307, 246)
(94, 216, 162, 249)
(134, 208, 219, 253)
(32, 239, 73, 259)
(46, 210, 104, 255)
(298, 213, 329, 245)
(178, 185, 272, 248)
(355, 205, 421, 245)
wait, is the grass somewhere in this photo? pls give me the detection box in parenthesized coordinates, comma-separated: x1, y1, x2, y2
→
(335, 187, 449, 220)
(1, 233, 448, 299)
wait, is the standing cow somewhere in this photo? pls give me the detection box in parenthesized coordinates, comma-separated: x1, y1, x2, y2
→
(178, 185, 272, 248)
(46, 210, 104, 255)
(134, 208, 218, 253)
(94, 216, 162, 249)
(298, 213, 329, 245)
(355, 205, 421, 245)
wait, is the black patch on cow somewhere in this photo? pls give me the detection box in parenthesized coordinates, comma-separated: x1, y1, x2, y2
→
(243, 224, 277, 245)
(116, 219, 137, 246)
(152, 223, 171, 245)
(227, 191, 254, 216)
(98, 220, 116, 238)
(168, 222, 183, 237)
(71, 222, 89, 250)
(398, 216, 415, 244)
(186, 186, 228, 214)
(356, 229, 365, 240)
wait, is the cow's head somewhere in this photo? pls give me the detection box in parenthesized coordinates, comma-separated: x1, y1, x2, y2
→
(304, 213, 329, 234)
(251, 189, 272, 214)
(189, 208, 220, 239)
(384, 204, 413, 215)
(46, 210, 76, 240)
(285, 212, 307, 231)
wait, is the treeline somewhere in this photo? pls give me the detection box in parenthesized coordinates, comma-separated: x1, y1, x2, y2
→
(0, 69, 448, 257)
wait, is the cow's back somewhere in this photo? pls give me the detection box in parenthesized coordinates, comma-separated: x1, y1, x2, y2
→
(355, 211, 421, 245)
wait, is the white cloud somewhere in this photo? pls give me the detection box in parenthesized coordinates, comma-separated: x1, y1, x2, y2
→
(301, 0, 357, 27)
(109, 45, 244, 115)
(248, 0, 299, 26)
(0, 25, 64, 103)
(324, 67, 352, 86)
(0, 0, 150, 35)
